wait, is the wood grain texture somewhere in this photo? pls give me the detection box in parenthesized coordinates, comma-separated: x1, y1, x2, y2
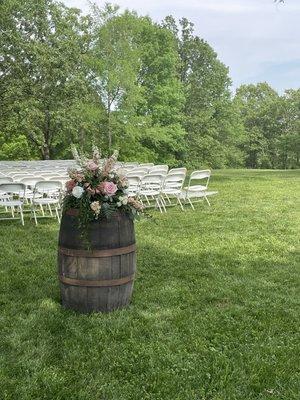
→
(58, 210, 136, 313)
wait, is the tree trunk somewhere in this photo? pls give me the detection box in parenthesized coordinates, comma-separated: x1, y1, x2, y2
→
(42, 144, 50, 160)
(107, 108, 112, 151)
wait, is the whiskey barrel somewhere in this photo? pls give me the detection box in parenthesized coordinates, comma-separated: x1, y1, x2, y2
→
(58, 209, 136, 313)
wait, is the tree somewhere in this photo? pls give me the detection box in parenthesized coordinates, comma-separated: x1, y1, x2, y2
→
(132, 16, 186, 164)
(0, 0, 91, 159)
(277, 89, 300, 169)
(163, 16, 244, 168)
(0, 0, 296, 168)
(234, 83, 281, 168)
(86, 8, 186, 164)
(87, 5, 142, 152)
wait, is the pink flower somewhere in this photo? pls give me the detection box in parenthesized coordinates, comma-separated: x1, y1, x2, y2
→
(74, 172, 84, 182)
(86, 186, 96, 196)
(118, 176, 128, 189)
(66, 179, 76, 192)
(86, 160, 98, 171)
(95, 184, 102, 194)
(100, 181, 118, 196)
(128, 197, 144, 211)
(83, 182, 96, 196)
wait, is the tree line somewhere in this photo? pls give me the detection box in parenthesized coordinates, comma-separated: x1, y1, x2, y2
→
(0, 0, 299, 169)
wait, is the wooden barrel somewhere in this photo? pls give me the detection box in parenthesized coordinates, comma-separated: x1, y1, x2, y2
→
(58, 209, 136, 313)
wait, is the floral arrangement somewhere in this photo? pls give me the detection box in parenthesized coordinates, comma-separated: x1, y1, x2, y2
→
(63, 145, 143, 242)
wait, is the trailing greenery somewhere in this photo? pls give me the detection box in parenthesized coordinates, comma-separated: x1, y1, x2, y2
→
(0, 170, 299, 399)
(0, 0, 299, 168)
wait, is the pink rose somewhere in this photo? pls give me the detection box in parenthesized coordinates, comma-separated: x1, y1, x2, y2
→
(100, 181, 118, 196)
(66, 179, 76, 192)
(86, 160, 98, 171)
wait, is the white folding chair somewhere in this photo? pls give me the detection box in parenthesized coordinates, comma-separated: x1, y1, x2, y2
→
(20, 177, 44, 204)
(139, 174, 165, 213)
(20, 177, 45, 188)
(0, 177, 13, 184)
(168, 167, 187, 175)
(131, 167, 151, 174)
(31, 181, 62, 224)
(10, 173, 31, 181)
(0, 181, 12, 211)
(49, 176, 68, 186)
(127, 176, 141, 197)
(161, 172, 186, 211)
(139, 163, 154, 168)
(123, 162, 139, 169)
(0, 183, 26, 225)
(126, 171, 146, 179)
(182, 170, 216, 208)
(149, 165, 169, 174)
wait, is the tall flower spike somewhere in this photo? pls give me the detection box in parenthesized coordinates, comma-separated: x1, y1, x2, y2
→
(71, 144, 88, 168)
(92, 145, 101, 165)
(102, 150, 119, 176)
(71, 144, 80, 163)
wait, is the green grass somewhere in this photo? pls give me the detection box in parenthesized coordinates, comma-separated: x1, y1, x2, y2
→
(0, 169, 299, 400)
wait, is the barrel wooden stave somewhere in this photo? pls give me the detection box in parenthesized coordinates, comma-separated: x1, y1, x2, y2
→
(58, 211, 136, 313)
(59, 211, 135, 250)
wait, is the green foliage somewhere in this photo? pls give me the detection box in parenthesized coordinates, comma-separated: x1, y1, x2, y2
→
(0, 0, 298, 169)
(234, 84, 300, 169)
(0, 134, 32, 160)
(0, 0, 92, 159)
(0, 170, 300, 399)
(87, 6, 143, 151)
(163, 17, 245, 169)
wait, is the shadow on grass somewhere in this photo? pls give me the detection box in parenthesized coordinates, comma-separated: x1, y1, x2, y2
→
(1, 224, 295, 320)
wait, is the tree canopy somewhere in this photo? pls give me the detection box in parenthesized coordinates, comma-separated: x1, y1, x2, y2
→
(0, 0, 298, 169)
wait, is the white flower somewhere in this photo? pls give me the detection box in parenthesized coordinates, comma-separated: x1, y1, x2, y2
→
(116, 168, 126, 178)
(122, 196, 128, 205)
(72, 185, 84, 199)
(90, 201, 101, 213)
(117, 201, 122, 207)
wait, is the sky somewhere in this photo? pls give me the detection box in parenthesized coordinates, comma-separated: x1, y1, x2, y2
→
(62, 0, 300, 93)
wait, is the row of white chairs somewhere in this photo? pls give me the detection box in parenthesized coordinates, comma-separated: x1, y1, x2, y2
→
(0, 169, 217, 224)
(0, 160, 76, 177)
(126, 167, 185, 178)
(0, 175, 68, 188)
(0, 161, 158, 178)
(126, 170, 216, 213)
(0, 181, 62, 225)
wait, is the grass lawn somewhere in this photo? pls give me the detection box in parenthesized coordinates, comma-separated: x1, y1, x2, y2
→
(0, 169, 299, 400)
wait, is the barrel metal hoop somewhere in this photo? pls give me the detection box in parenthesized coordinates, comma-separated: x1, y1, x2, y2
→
(59, 274, 135, 287)
(58, 243, 136, 258)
